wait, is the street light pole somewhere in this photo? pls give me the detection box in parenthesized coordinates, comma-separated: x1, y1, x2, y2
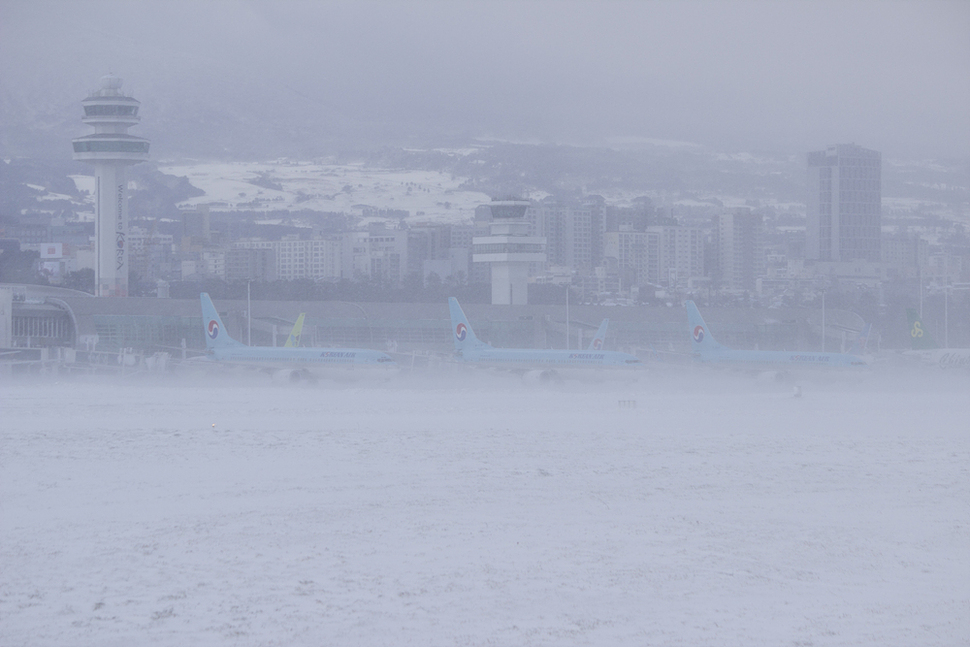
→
(247, 280, 252, 346)
(821, 289, 826, 353)
(945, 280, 949, 348)
(565, 284, 570, 350)
(919, 266, 923, 318)
(336, 301, 371, 346)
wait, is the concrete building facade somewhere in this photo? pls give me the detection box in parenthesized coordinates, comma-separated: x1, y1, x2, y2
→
(226, 247, 278, 282)
(233, 237, 342, 282)
(603, 229, 661, 288)
(342, 228, 408, 284)
(658, 225, 705, 288)
(604, 225, 704, 290)
(714, 210, 765, 292)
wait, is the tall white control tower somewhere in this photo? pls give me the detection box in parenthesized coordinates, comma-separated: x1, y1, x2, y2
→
(72, 75, 150, 297)
(473, 200, 546, 305)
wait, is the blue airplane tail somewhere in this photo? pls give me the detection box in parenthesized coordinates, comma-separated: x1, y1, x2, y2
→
(448, 297, 491, 354)
(201, 292, 246, 351)
(588, 319, 609, 351)
(685, 300, 726, 355)
(847, 323, 872, 355)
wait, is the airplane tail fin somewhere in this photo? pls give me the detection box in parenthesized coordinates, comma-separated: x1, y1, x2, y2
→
(200, 292, 246, 351)
(588, 319, 609, 351)
(448, 297, 490, 354)
(906, 308, 938, 350)
(847, 323, 872, 355)
(284, 313, 305, 347)
(685, 300, 725, 354)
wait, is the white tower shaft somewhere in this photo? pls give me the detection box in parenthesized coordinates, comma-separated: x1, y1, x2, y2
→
(94, 165, 129, 296)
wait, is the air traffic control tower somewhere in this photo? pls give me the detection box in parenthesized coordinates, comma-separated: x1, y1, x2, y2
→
(473, 200, 546, 305)
(72, 75, 150, 297)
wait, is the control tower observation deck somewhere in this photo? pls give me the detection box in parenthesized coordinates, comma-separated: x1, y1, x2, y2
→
(72, 75, 150, 297)
(473, 200, 546, 305)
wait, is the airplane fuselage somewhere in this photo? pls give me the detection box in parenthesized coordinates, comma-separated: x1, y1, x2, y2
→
(208, 347, 395, 367)
(903, 349, 970, 369)
(199, 292, 396, 377)
(458, 348, 641, 368)
(685, 300, 868, 370)
(695, 349, 868, 368)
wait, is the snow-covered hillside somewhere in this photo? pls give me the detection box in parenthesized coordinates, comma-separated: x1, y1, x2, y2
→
(158, 161, 491, 226)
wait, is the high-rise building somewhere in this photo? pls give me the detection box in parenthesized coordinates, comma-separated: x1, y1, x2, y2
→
(806, 144, 881, 262)
(128, 226, 174, 282)
(714, 210, 765, 292)
(583, 195, 607, 269)
(342, 227, 408, 284)
(535, 203, 594, 271)
(603, 229, 661, 288)
(72, 75, 150, 296)
(603, 225, 704, 290)
(658, 225, 705, 288)
(882, 233, 927, 281)
(226, 247, 278, 283)
(232, 237, 341, 282)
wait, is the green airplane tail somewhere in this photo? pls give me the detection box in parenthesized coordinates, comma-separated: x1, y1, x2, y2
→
(906, 308, 938, 350)
(284, 313, 305, 347)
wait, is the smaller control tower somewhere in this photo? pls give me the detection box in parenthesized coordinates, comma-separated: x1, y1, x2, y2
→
(72, 75, 150, 296)
(473, 199, 546, 305)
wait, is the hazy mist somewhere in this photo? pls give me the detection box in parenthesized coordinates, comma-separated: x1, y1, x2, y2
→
(1, 0, 968, 159)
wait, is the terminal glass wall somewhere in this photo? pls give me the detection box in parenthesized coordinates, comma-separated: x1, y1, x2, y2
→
(92, 315, 202, 352)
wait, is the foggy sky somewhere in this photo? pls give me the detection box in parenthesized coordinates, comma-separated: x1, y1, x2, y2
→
(1, 0, 968, 159)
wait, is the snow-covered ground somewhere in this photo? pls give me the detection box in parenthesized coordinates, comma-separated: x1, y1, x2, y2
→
(2, 370, 968, 646)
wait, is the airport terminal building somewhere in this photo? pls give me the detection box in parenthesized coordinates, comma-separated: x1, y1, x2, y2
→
(2, 283, 864, 373)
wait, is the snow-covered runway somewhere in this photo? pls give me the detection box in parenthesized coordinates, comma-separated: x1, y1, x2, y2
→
(2, 372, 967, 646)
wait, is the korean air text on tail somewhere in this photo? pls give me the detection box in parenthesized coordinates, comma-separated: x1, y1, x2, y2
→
(448, 297, 491, 354)
(201, 292, 246, 351)
(685, 300, 725, 355)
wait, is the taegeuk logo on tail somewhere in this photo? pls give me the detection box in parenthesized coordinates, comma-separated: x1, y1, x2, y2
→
(693, 325, 705, 343)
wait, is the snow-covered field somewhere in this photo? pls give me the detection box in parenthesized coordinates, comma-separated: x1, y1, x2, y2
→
(2, 371, 968, 646)
(157, 161, 490, 226)
(151, 160, 805, 223)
